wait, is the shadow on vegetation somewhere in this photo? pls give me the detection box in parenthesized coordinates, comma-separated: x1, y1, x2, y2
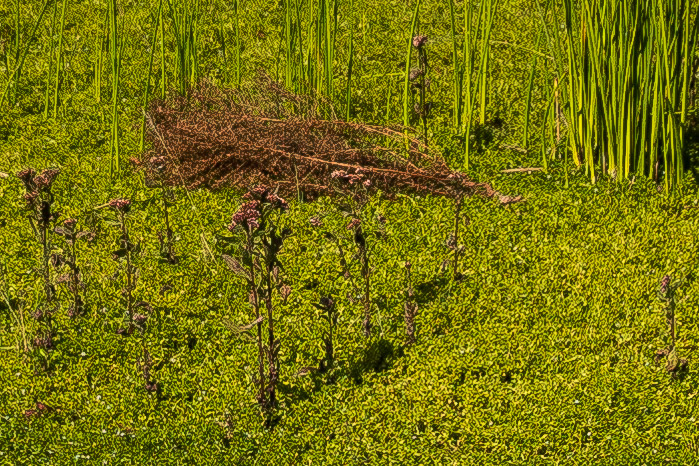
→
(414, 276, 450, 304)
(349, 338, 403, 385)
(686, 110, 699, 184)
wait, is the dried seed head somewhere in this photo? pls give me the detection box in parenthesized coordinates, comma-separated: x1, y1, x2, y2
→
(412, 35, 428, 49)
(16, 168, 37, 190)
(32, 334, 54, 350)
(63, 218, 77, 229)
(145, 381, 158, 392)
(109, 198, 132, 213)
(133, 313, 148, 325)
(23, 191, 39, 206)
(346, 218, 361, 230)
(34, 168, 60, 190)
(409, 68, 424, 81)
(280, 284, 292, 301)
(309, 216, 323, 227)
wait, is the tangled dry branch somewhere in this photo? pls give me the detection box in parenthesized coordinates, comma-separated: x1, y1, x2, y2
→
(137, 75, 522, 204)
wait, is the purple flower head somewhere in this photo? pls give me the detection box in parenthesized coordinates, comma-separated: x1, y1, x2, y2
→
(109, 198, 131, 213)
(229, 200, 262, 231)
(660, 275, 671, 296)
(145, 381, 158, 393)
(412, 35, 428, 49)
(243, 186, 289, 211)
(32, 334, 54, 350)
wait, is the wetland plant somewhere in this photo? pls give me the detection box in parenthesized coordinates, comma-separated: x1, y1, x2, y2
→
(16, 168, 61, 368)
(325, 169, 379, 337)
(54, 218, 94, 318)
(223, 186, 290, 417)
(313, 296, 338, 372)
(655, 274, 688, 378)
(404, 262, 418, 346)
(411, 34, 431, 144)
(109, 198, 140, 334)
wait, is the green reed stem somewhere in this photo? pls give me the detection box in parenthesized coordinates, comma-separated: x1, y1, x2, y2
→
(52, 0, 68, 118)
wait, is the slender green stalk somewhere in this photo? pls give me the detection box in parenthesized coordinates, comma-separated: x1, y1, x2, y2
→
(94, 8, 108, 103)
(403, 0, 421, 128)
(1, 0, 52, 108)
(160, 0, 166, 98)
(52, 0, 68, 118)
(448, 0, 461, 130)
(43, 0, 59, 119)
(234, 0, 240, 87)
(139, 0, 162, 152)
(345, 4, 354, 122)
(108, 0, 121, 177)
(523, 34, 541, 150)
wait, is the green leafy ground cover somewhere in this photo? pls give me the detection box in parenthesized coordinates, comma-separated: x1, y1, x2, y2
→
(2, 0, 699, 463)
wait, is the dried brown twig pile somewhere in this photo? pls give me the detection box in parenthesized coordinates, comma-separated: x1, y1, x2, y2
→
(137, 75, 521, 204)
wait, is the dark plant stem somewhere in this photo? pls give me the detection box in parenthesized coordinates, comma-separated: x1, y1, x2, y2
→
(404, 262, 417, 345)
(119, 210, 134, 325)
(452, 194, 464, 281)
(246, 230, 267, 408)
(263, 263, 277, 408)
(69, 235, 81, 315)
(159, 185, 177, 264)
(418, 46, 428, 146)
(358, 225, 371, 337)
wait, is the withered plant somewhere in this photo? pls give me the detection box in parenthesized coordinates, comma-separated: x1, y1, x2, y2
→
(54, 218, 94, 318)
(133, 156, 178, 264)
(138, 348, 159, 394)
(16, 168, 61, 367)
(410, 34, 431, 144)
(311, 169, 383, 337)
(313, 296, 338, 372)
(108, 199, 141, 335)
(222, 186, 290, 418)
(445, 172, 472, 282)
(139, 75, 520, 206)
(404, 262, 418, 346)
(654, 274, 688, 378)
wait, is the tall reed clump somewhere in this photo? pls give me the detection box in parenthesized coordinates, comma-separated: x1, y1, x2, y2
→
(542, 0, 699, 190)
(222, 187, 290, 420)
(165, 0, 201, 95)
(1, 0, 52, 108)
(447, 0, 499, 168)
(277, 0, 338, 106)
(108, 0, 124, 177)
